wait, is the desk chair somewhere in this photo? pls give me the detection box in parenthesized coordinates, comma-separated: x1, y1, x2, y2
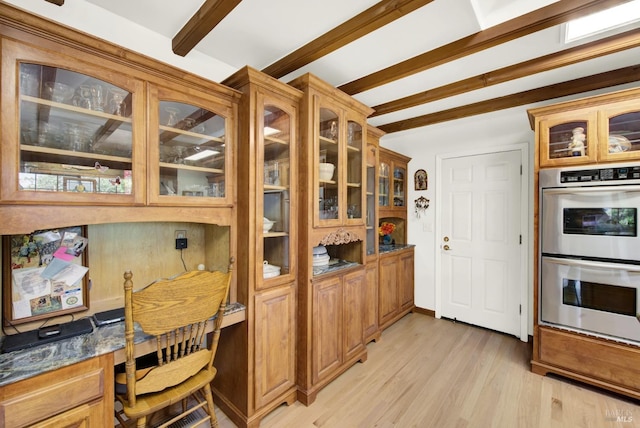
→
(114, 261, 233, 428)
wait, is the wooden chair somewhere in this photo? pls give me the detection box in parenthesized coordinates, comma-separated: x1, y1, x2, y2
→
(114, 261, 233, 428)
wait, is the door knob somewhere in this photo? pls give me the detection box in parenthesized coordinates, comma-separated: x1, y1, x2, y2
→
(443, 236, 449, 242)
(443, 245, 450, 251)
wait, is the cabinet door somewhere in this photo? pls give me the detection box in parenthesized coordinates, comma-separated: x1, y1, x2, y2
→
(379, 161, 390, 208)
(345, 116, 364, 225)
(254, 284, 296, 409)
(2, 39, 145, 204)
(378, 254, 399, 327)
(598, 99, 640, 162)
(343, 269, 366, 360)
(399, 250, 415, 310)
(148, 84, 234, 206)
(316, 102, 341, 226)
(365, 145, 378, 256)
(260, 94, 296, 288)
(363, 263, 379, 342)
(312, 275, 343, 384)
(392, 164, 406, 208)
(538, 109, 597, 167)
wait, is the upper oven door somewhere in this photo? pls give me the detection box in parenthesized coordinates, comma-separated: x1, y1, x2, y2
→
(541, 185, 640, 261)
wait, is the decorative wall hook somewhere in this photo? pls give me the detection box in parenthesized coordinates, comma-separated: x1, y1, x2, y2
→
(415, 196, 430, 218)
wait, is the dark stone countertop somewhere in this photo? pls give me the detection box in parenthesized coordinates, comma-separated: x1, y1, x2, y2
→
(379, 243, 416, 254)
(0, 302, 245, 387)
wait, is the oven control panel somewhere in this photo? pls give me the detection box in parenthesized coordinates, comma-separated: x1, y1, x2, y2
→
(560, 166, 640, 183)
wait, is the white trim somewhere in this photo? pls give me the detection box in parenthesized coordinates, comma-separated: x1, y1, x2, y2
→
(435, 143, 530, 342)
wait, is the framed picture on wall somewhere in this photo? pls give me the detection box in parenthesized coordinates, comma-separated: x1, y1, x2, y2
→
(414, 169, 428, 190)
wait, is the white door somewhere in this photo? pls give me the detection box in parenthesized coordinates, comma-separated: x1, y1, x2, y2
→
(439, 150, 522, 337)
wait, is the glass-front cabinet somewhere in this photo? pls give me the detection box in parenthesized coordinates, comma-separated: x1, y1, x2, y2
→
(529, 89, 640, 168)
(599, 100, 640, 163)
(2, 40, 145, 204)
(378, 147, 410, 214)
(366, 144, 377, 256)
(148, 84, 233, 206)
(316, 106, 365, 227)
(262, 101, 293, 282)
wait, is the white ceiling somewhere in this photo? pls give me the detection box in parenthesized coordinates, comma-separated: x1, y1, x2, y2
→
(20, 0, 640, 133)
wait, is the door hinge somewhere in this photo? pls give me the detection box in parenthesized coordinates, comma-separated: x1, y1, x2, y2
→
(519, 304, 522, 315)
(519, 235, 522, 244)
(520, 164, 523, 175)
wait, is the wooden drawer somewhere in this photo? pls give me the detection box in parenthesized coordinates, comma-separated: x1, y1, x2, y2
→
(539, 327, 640, 391)
(0, 354, 111, 428)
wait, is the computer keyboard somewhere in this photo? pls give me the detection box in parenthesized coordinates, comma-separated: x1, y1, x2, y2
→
(1, 318, 93, 353)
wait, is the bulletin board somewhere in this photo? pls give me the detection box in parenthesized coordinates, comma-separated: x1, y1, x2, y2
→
(2, 226, 89, 326)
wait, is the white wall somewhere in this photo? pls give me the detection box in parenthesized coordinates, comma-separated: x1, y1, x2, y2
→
(379, 82, 640, 335)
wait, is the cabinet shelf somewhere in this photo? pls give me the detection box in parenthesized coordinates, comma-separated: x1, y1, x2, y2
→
(347, 182, 361, 188)
(319, 179, 336, 185)
(264, 231, 288, 238)
(22, 95, 133, 125)
(347, 145, 361, 152)
(265, 135, 289, 145)
(264, 184, 289, 192)
(319, 135, 337, 145)
(21, 144, 131, 163)
(159, 162, 223, 174)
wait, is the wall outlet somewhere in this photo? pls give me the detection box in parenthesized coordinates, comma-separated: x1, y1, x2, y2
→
(175, 237, 187, 249)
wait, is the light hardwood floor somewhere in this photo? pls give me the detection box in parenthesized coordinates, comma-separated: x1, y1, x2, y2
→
(214, 313, 640, 427)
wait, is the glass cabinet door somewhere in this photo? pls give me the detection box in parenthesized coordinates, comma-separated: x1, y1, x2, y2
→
(262, 103, 292, 281)
(318, 107, 340, 224)
(346, 120, 363, 223)
(393, 165, 406, 207)
(4, 48, 144, 204)
(538, 110, 597, 167)
(599, 101, 640, 162)
(366, 147, 376, 256)
(379, 161, 390, 207)
(148, 85, 232, 205)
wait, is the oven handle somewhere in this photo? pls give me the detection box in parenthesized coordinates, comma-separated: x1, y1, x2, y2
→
(542, 185, 640, 196)
(543, 256, 640, 272)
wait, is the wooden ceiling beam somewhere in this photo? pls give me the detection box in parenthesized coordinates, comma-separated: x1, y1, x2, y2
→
(261, 0, 434, 79)
(44, 0, 64, 5)
(377, 64, 640, 134)
(339, 0, 632, 95)
(172, 0, 242, 57)
(371, 27, 640, 117)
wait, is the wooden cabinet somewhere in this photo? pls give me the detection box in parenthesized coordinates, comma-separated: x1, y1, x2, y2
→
(0, 353, 113, 428)
(364, 126, 384, 344)
(1, 38, 145, 205)
(528, 87, 640, 400)
(378, 246, 415, 331)
(290, 73, 373, 406)
(311, 269, 366, 386)
(528, 87, 640, 168)
(215, 67, 300, 428)
(148, 83, 234, 206)
(1, 20, 237, 209)
(378, 147, 411, 245)
(379, 147, 411, 218)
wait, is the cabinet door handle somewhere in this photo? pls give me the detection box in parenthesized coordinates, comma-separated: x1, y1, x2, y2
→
(443, 245, 451, 251)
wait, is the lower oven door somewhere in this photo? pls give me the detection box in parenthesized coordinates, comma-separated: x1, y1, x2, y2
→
(541, 256, 640, 343)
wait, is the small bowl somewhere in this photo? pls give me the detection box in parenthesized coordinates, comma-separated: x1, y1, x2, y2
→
(263, 217, 275, 233)
(319, 163, 335, 181)
(263, 261, 281, 279)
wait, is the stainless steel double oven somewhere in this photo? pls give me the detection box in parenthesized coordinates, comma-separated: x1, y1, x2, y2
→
(539, 163, 640, 344)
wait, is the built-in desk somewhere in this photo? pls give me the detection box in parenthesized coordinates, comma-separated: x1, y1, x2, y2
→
(0, 302, 245, 387)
